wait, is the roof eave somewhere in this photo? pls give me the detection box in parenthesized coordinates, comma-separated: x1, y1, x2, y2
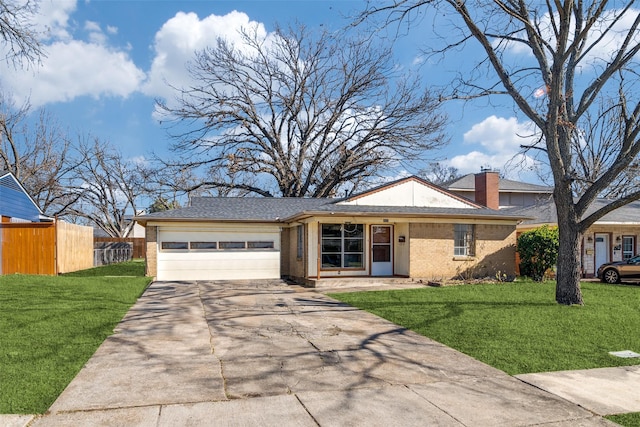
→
(135, 217, 282, 226)
(285, 210, 529, 222)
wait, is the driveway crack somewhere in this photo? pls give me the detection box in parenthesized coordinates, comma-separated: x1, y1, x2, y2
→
(196, 281, 231, 400)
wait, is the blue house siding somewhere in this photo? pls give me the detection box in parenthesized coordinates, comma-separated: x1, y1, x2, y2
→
(0, 173, 43, 222)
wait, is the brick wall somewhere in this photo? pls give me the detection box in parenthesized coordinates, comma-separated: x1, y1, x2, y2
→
(145, 225, 157, 278)
(409, 222, 516, 280)
(282, 224, 306, 281)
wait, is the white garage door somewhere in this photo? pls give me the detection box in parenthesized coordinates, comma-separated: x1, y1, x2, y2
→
(157, 227, 281, 281)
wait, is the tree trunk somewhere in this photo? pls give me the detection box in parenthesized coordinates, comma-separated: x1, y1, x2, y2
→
(555, 203, 584, 305)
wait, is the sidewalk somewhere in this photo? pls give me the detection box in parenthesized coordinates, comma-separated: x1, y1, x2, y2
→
(4, 280, 634, 426)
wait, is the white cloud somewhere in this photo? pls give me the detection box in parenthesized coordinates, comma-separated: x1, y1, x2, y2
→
(84, 20, 101, 32)
(84, 20, 108, 45)
(0, 1, 145, 107)
(142, 10, 270, 101)
(448, 115, 542, 179)
(463, 115, 538, 152)
(34, 0, 77, 41)
(5, 40, 145, 106)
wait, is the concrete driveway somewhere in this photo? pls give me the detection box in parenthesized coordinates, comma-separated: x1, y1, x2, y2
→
(25, 280, 618, 426)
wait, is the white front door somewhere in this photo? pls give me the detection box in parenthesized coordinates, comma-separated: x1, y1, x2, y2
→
(371, 225, 393, 276)
(594, 233, 610, 275)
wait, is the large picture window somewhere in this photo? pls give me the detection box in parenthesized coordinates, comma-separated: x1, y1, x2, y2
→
(454, 224, 475, 257)
(321, 223, 364, 269)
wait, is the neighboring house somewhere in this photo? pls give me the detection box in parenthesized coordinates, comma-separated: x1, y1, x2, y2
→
(136, 174, 524, 284)
(445, 172, 553, 209)
(445, 170, 640, 278)
(0, 170, 52, 223)
(0, 170, 93, 275)
(511, 199, 640, 278)
(92, 212, 146, 239)
(124, 211, 146, 238)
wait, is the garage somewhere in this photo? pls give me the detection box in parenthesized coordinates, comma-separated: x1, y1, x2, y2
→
(156, 225, 281, 281)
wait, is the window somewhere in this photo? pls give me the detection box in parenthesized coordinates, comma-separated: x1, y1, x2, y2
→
(622, 236, 635, 260)
(296, 225, 304, 259)
(219, 241, 246, 249)
(190, 242, 217, 250)
(454, 224, 475, 257)
(247, 241, 274, 249)
(321, 223, 364, 269)
(161, 241, 188, 250)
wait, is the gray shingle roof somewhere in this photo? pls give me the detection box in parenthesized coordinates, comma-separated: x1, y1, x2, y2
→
(139, 197, 330, 222)
(506, 198, 640, 225)
(137, 195, 525, 223)
(445, 174, 553, 193)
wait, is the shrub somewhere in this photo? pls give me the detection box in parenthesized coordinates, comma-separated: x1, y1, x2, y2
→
(517, 225, 559, 281)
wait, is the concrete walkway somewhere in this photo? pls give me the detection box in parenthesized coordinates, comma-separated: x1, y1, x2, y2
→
(7, 280, 635, 426)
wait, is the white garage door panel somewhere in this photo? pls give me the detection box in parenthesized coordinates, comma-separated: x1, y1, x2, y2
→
(158, 259, 280, 280)
(158, 253, 279, 274)
(159, 230, 281, 247)
(156, 228, 281, 281)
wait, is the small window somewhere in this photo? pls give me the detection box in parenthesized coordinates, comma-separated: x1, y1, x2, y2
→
(296, 225, 304, 259)
(219, 241, 246, 249)
(190, 242, 217, 250)
(161, 241, 188, 250)
(622, 236, 635, 261)
(247, 241, 274, 249)
(454, 224, 475, 257)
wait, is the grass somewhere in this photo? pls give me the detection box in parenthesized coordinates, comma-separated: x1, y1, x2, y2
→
(62, 258, 146, 277)
(329, 280, 640, 375)
(0, 260, 150, 414)
(606, 413, 640, 427)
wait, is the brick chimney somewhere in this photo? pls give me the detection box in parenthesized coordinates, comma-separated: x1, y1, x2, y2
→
(475, 170, 500, 209)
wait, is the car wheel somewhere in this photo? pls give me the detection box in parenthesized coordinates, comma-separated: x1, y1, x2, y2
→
(603, 269, 620, 284)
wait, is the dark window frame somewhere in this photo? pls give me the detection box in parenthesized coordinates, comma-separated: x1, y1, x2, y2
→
(247, 241, 275, 249)
(219, 241, 246, 250)
(320, 223, 364, 269)
(454, 224, 475, 257)
(190, 241, 218, 250)
(161, 241, 188, 250)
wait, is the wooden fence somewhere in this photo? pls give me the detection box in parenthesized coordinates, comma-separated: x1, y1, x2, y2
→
(0, 220, 94, 275)
(57, 221, 94, 273)
(94, 237, 145, 259)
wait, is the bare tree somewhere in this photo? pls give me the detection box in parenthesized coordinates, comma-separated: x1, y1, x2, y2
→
(571, 98, 640, 199)
(421, 162, 461, 185)
(66, 138, 146, 237)
(157, 23, 448, 198)
(0, 93, 28, 174)
(0, 0, 44, 68)
(0, 95, 81, 215)
(361, 1, 640, 305)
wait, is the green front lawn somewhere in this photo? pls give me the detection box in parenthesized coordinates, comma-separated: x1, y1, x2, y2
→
(0, 261, 150, 414)
(329, 280, 640, 375)
(606, 413, 640, 427)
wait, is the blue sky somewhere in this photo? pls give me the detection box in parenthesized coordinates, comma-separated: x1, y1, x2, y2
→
(1, 0, 546, 183)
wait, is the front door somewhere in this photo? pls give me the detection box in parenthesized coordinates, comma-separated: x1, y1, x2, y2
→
(371, 225, 393, 276)
(594, 233, 610, 275)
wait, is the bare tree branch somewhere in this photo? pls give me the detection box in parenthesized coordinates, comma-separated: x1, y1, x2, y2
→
(360, 0, 640, 305)
(157, 23, 448, 198)
(0, 0, 44, 68)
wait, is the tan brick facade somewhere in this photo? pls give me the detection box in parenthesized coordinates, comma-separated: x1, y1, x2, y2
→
(282, 224, 306, 282)
(409, 223, 516, 280)
(145, 225, 157, 278)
